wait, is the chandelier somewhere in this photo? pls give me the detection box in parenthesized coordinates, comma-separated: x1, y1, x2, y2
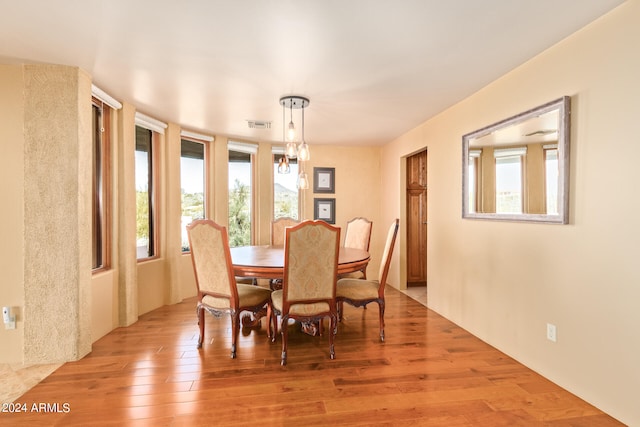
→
(279, 95, 310, 189)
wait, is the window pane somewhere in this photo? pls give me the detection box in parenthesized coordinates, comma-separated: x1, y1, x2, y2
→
(545, 149, 559, 215)
(495, 156, 522, 214)
(228, 150, 252, 247)
(181, 139, 205, 251)
(135, 126, 154, 259)
(273, 155, 299, 220)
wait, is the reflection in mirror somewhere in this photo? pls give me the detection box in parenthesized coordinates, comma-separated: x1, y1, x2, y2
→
(462, 96, 571, 223)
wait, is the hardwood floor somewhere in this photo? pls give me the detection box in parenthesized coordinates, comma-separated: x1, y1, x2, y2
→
(1, 288, 621, 426)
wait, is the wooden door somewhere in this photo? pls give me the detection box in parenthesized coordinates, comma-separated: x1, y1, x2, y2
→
(406, 150, 427, 286)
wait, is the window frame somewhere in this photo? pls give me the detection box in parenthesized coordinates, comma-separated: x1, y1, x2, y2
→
(91, 99, 112, 272)
(135, 125, 160, 261)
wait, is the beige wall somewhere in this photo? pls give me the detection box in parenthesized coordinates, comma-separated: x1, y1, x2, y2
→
(0, 65, 25, 363)
(300, 145, 383, 276)
(382, 1, 639, 424)
(91, 271, 118, 341)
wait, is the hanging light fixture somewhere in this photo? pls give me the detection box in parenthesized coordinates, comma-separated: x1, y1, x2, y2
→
(297, 104, 310, 161)
(298, 170, 309, 190)
(277, 105, 291, 174)
(285, 100, 297, 157)
(287, 101, 296, 142)
(280, 95, 310, 187)
(280, 95, 310, 161)
(277, 155, 290, 174)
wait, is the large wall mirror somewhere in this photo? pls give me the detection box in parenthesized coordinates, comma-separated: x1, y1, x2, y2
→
(462, 96, 571, 223)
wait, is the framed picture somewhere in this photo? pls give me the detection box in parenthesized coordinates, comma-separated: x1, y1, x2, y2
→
(313, 167, 335, 193)
(314, 198, 336, 224)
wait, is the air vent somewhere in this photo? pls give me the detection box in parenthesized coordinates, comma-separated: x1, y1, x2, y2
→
(247, 120, 271, 129)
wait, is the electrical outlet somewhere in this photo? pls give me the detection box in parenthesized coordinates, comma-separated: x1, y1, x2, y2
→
(3, 306, 16, 330)
(546, 323, 557, 342)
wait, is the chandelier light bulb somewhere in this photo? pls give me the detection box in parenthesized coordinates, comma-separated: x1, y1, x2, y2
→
(297, 141, 310, 161)
(287, 121, 296, 141)
(285, 141, 298, 158)
(298, 171, 309, 190)
(277, 156, 290, 174)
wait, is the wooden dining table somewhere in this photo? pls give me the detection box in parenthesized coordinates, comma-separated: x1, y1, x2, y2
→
(230, 245, 370, 280)
(230, 245, 370, 334)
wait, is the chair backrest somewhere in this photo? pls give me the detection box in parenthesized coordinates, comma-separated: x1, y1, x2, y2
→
(283, 220, 340, 306)
(344, 217, 372, 251)
(377, 219, 400, 292)
(271, 217, 300, 246)
(186, 219, 238, 303)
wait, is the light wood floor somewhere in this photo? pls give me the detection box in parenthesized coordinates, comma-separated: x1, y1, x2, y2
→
(1, 288, 622, 426)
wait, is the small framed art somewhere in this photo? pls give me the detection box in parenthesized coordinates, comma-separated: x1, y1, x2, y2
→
(314, 198, 336, 224)
(313, 167, 335, 193)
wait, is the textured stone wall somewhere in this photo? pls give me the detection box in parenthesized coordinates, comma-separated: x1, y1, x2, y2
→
(116, 102, 139, 327)
(23, 65, 92, 363)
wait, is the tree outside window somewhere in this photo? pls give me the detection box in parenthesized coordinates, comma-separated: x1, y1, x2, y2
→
(228, 144, 254, 247)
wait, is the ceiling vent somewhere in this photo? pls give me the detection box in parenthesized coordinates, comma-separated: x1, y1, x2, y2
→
(247, 120, 271, 129)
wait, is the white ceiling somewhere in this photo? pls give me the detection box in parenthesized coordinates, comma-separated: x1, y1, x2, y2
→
(0, 1, 624, 146)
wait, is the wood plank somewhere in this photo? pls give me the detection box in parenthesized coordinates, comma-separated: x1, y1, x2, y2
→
(1, 289, 622, 426)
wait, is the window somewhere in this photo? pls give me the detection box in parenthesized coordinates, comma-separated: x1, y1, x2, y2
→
(228, 141, 256, 247)
(135, 125, 157, 259)
(494, 147, 526, 214)
(544, 145, 559, 215)
(91, 100, 112, 270)
(181, 138, 206, 252)
(273, 150, 299, 220)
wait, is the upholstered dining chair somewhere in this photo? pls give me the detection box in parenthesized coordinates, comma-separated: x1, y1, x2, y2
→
(340, 217, 373, 279)
(271, 220, 340, 366)
(264, 217, 300, 290)
(187, 219, 273, 358)
(271, 216, 300, 246)
(336, 218, 399, 342)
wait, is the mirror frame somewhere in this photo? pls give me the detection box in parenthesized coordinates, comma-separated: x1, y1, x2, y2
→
(462, 96, 571, 224)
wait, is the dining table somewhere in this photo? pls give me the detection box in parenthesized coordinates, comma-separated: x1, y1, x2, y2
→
(230, 244, 370, 334)
(230, 245, 370, 280)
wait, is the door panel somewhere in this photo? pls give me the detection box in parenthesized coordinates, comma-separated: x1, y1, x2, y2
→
(406, 150, 427, 286)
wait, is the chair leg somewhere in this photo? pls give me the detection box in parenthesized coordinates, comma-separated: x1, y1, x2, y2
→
(329, 314, 337, 360)
(280, 316, 289, 366)
(230, 311, 239, 359)
(378, 300, 386, 342)
(197, 305, 205, 349)
(270, 311, 278, 343)
(337, 301, 344, 322)
(266, 304, 273, 340)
